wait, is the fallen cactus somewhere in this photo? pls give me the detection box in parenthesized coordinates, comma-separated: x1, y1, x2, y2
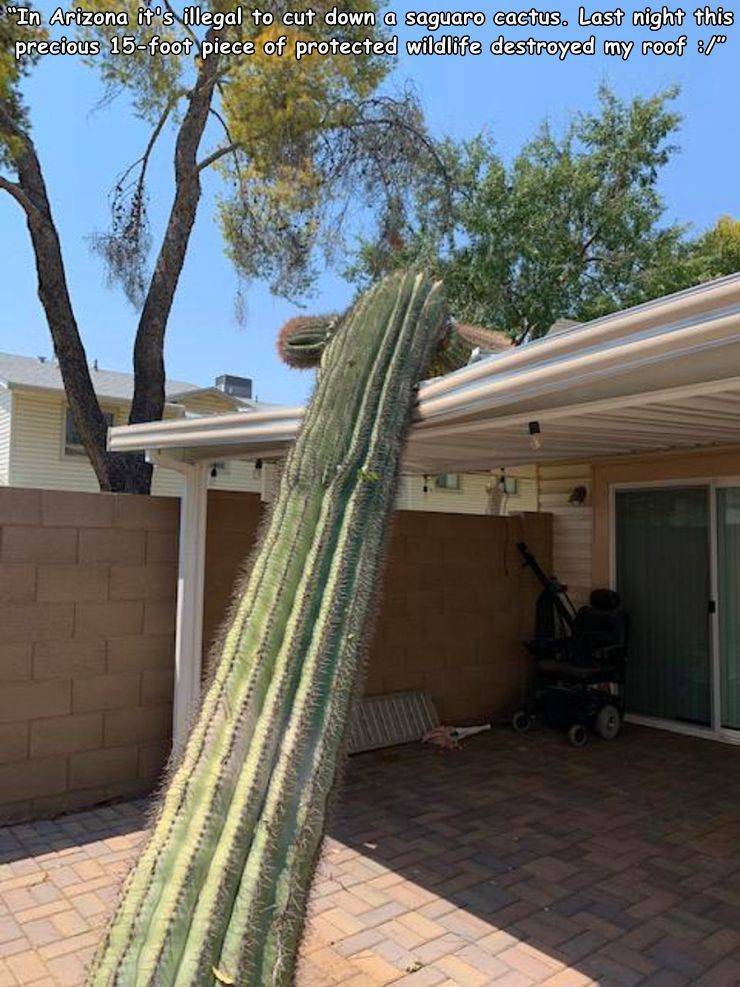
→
(91, 273, 508, 984)
(90, 270, 453, 985)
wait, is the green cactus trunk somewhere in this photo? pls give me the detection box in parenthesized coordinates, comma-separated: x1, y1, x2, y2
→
(89, 271, 447, 986)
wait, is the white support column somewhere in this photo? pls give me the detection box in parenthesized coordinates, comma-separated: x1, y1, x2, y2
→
(172, 462, 209, 752)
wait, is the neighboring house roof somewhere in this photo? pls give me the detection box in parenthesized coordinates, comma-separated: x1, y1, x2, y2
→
(165, 385, 262, 411)
(0, 351, 259, 410)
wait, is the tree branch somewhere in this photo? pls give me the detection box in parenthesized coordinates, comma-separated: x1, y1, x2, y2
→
(198, 141, 239, 172)
(118, 93, 179, 196)
(161, 0, 199, 44)
(0, 173, 36, 213)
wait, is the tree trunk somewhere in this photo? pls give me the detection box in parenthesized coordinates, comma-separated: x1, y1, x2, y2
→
(1, 48, 218, 494)
(0, 102, 142, 491)
(129, 49, 220, 431)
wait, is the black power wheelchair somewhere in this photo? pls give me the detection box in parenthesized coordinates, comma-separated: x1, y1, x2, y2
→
(512, 542, 628, 747)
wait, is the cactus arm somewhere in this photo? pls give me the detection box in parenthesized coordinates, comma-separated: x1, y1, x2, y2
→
(89, 271, 447, 986)
(277, 315, 339, 368)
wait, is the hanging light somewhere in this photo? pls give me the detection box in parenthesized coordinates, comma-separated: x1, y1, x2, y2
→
(528, 420, 542, 451)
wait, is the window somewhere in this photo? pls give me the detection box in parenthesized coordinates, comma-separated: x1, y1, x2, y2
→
(64, 409, 114, 456)
(434, 473, 460, 491)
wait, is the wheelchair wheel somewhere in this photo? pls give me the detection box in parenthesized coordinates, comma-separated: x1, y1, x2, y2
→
(512, 711, 532, 733)
(595, 704, 621, 740)
(567, 724, 588, 747)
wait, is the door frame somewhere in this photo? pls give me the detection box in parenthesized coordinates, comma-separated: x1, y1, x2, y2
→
(608, 476, 740, 745)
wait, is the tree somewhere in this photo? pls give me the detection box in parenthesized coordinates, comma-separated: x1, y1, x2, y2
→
(628, 214, 740, 303)
(1, 3, 437, 492)
(353, 87, 738, 341)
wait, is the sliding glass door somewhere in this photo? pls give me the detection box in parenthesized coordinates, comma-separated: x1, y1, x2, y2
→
(717, 488, 740, 732)
(615, 486, 711, 726)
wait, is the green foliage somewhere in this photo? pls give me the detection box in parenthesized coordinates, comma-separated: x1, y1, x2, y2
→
(72, 0, 430, 299)
(90, 271, 448, 985)
(354, 87, 737, 340)
(619, 214, 740, 304)
(76, 0, 183, 120)
(0, 4, 46, 164)
(2, 0, 434, 304)
(79, 0, 386, 126)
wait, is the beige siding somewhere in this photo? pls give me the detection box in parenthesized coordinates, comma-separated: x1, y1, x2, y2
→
(396, 466, 538, 516)
(0, 390, 11, 484)
(396, 472, 489, 514)
(151, 459, 262, 498)
(538, 462, 593, 607)
(8, 391, 261, 498)
(9, 391, 128, 493)
(500, 464, 538, 515)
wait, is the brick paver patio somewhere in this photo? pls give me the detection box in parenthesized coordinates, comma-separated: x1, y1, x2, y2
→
(0, 725, 739, 985)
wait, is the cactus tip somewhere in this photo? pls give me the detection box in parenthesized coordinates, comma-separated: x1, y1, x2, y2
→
(277, 315, 339, 369)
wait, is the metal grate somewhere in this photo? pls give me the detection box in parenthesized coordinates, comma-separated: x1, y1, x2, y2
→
(347, 690, 439, 754)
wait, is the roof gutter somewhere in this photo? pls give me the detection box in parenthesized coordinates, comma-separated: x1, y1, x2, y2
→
(419, 273, 740, 401)
(108, 405, 304, 455)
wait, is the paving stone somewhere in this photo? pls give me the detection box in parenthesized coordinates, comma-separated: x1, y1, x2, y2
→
(0, 726, 736, 985)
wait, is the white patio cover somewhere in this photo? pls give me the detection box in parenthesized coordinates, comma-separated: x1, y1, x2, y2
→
(110, 273, 740, 473)
(108, 272, 740, 746)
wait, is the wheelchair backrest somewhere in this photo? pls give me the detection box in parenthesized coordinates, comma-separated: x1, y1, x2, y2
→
(571, 597, 628, 665)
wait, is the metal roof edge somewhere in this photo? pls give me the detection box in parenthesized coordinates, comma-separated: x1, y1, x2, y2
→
(418, 272, 740, 400)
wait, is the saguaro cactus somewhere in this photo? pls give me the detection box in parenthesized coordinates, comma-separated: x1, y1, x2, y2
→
(90, 271, 449, 986)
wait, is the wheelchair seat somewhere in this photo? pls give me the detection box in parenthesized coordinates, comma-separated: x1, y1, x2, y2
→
(536, 659, 621, 683)
(535, 589, 628, 686)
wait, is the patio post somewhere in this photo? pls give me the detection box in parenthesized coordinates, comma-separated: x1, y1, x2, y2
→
(149, 454, 209, 752)
(173, 461, 208, 752)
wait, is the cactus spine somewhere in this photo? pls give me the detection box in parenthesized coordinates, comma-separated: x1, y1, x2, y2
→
(89, 271, 448, 986)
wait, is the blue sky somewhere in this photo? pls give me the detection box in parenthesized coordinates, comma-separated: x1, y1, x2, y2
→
(1, 2, 738, 405)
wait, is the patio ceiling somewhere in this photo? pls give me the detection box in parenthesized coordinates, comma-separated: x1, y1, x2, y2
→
(109, 272, 740, 473)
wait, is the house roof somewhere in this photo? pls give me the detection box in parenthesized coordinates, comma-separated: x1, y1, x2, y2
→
(109, 273, 740, 472)
(0, 351, 254, 409)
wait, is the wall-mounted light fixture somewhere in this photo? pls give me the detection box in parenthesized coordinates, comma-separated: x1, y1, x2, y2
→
(569, 484, 588, 506)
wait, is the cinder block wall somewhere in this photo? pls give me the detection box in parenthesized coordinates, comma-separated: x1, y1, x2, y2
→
(0, 488, 551, 822)
(205, 491, 552, 727)
(364, 510, 551, 723)
(0, 488, 178, 822)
